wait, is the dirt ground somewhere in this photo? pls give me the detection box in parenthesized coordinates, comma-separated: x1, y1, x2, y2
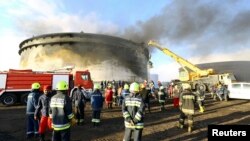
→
(0, 95, 250, 141)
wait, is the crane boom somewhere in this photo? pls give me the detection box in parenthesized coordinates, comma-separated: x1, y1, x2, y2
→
(148, 40, 214, 79)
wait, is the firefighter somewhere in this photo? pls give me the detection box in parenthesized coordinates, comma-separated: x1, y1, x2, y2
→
(49, 81, 75, 141)
(122, 82, 145, 141)
(26, 82, 41, 139)
(105, 84, 113, 109)
(140, 83, 151, 113)
(158, 86, 167, 111)
(90, 83, 104, 127)
(178, 83, 197, 133)
(195, 85, 206, 113)
(72, 84, 86, 125)
(34, 85, 53, 141)
(120, 83, 130, 105)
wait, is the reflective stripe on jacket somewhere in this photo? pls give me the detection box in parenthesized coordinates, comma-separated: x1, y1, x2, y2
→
(180, 90, 196, 115)
(49, 91, 73, 131)
(122, 93, 145, 129)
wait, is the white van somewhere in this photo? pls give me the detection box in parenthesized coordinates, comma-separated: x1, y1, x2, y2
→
(228, 82, 250, 100)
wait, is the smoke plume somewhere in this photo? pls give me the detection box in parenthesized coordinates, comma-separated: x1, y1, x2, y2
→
(118, 0, 250, 55)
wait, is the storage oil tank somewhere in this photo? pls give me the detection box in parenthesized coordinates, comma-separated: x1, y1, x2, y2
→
(19, 33, 149, 82)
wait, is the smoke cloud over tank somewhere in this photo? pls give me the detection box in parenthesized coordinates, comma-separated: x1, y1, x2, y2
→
(19, 33, 149, 82)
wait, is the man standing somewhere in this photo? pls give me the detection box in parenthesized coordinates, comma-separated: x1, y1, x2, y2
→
(34, 85, 53, 141)
(26, 82, 41, 139)
(72, 84, 86, 125)
(90, 83, 104, 127)
(122, 82, 145, 141)
(50, 81, 74, 141)
(178, 83, 197, 133)
(139, 83, 151, 113)
(158, 86, 167, 111)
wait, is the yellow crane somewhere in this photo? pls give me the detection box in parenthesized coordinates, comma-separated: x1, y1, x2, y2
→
(148, 40, 236, 91)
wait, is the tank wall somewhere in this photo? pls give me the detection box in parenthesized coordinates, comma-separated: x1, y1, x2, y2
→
(19, 33, 149, 82)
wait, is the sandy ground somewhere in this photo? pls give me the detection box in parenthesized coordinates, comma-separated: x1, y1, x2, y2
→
(0, 96, 249, 141)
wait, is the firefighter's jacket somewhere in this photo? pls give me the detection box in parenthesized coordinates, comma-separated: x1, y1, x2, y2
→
(26, 90, 41, 115)
(72, 88, 85, 108)
(158, 90, 166, 103)
(140, 88, 150, 103)
(91, 90, 104, 111)
(35, 94, 51, 117)
(179, 90, 197, 115)
(122, 93, 145, 129)
(195, 90, 205, 101)
(49, 91, 74, 131)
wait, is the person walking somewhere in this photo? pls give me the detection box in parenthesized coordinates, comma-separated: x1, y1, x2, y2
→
(122, 82, 145, 141)
(26, 82, 41, 139)
(49, 81, 74, 141)
(158, 86, 167, 111)
(178, 83, 197, 133)
(34, 85, 53, 141)
(90, 84, 104, 127)
(71, 84, 86, 125)
(195, 85, 206, 113)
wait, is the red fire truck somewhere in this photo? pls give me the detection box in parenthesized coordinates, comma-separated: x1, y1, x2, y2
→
(0, 69, 93, 106)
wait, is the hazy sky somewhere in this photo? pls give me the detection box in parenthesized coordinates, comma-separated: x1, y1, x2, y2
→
(1, 0, 250, 81)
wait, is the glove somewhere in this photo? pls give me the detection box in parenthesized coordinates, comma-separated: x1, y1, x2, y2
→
(70, 118, 77, 126)
(128, 119, 134, 126)
(133, 118, 139, 124)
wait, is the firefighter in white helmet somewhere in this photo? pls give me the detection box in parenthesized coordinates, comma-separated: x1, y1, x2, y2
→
(122, 82, 145, 141)
(158, 86, 167, 111)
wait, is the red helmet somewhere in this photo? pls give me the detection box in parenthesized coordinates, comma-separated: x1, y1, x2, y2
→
(43, 85, 52, 91)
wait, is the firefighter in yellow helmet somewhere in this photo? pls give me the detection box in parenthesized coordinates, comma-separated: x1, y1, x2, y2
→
(26, 82, 42, 139)
(90, 83, 104, 127)
(49, 81, 74, 141)
(178, 83, 197, 133)
(122, 82, 145, 141)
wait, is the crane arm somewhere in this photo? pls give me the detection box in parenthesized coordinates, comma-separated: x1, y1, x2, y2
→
(148, 40, 213, 76)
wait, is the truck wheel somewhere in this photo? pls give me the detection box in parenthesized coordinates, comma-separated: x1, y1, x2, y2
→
(21, 93, 28, 105)
(196, 83, 206, 91)
(1, 94, 17, 106)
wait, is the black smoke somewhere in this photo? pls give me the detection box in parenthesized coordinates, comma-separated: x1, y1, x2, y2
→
(117, 0, 250, 55)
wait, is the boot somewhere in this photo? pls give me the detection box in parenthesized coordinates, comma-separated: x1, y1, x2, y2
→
(92, 122, 96, 127)
(40, 134, 45, 141)
(177, 122, 184, 129)
(188, 126, 192, 133)
(199, 106, 205, 113)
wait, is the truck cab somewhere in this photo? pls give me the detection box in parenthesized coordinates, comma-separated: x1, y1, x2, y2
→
(74, 70, 93, 90)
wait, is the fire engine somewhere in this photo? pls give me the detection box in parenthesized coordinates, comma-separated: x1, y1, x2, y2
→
(0, 69, 93, 106)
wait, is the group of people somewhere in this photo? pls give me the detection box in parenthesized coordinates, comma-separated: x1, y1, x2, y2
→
(26, 81, 104, 141)
(25, 79, 205, 141)
(211, 82, 229, 101)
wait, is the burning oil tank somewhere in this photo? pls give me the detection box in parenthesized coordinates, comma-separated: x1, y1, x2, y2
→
(19, 33, 149, 82)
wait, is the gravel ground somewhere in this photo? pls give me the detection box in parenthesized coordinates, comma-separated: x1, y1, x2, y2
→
(0, 96, 249, 141)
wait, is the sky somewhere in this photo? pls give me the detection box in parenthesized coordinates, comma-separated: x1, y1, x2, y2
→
(1, 0, 250, 81)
